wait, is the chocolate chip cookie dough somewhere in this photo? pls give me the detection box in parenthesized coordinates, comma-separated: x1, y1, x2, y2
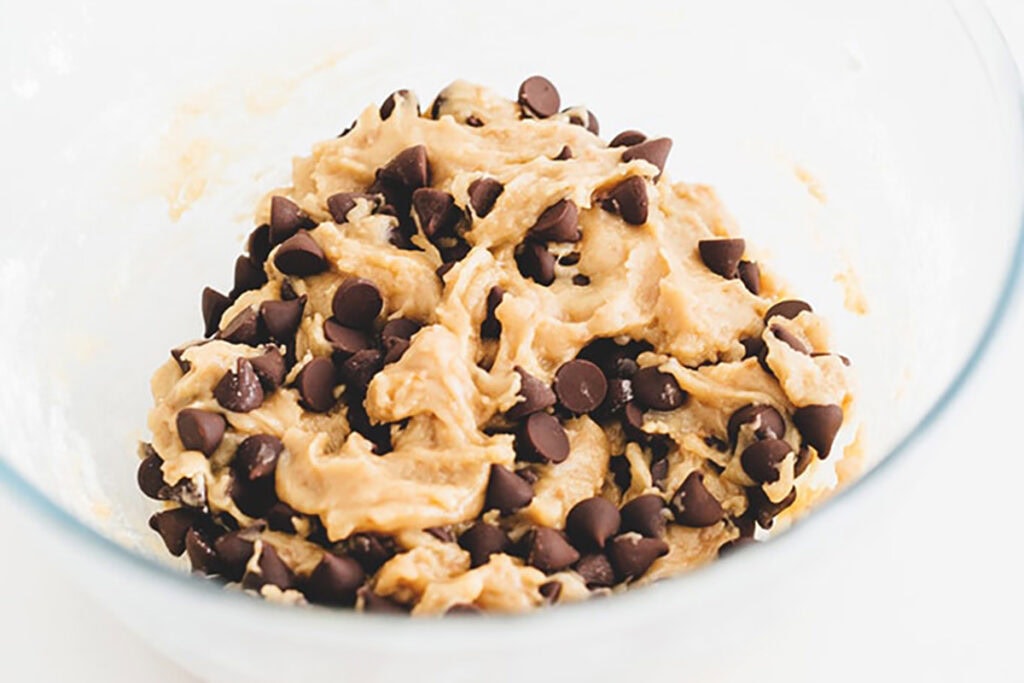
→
(138, 76, 855, 615)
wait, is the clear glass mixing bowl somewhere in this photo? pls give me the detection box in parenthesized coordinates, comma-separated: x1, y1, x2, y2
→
(2, 1, 1022, 681)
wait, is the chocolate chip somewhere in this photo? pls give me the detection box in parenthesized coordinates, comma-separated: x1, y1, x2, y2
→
(670, 472, 724, 527)
(518, 76, 560, 118)
(605, 176, 649, 225)
(176, 408, 227, 456)
(137, 450, 166, 499)
(738, 261, 761, 295)
(379, 89, 414, 121)
(426, 526, 455, 543)
(727, 404, 786, 448)
(171, 339, 207, 373)
(650, 454, 669, 491)
(525, 527, 580, 573)
(295, 357, 336, 413)
(769, 323, 810, 354)
(459, 522, 510, 568)
(233, 435, 283, 481)
(162, 475, 207, 510)
(358, 586, 409, 614)
(242, 543, 295, 592)
(574, 553, 615, 588)
(250, 347, 286, 392)
(218, 307, 262, 347)
(202, 287, 231, 338)
(578, 338, 650, 377)
(273, 232, 328, 276)
(230, 470, 277, 518)
(214, 358, 265, 413)
(622, 402, 647, 441)
(506, 367, 557, 419)
(794, 445, 813, 477)
(740, 336, 765, 360)
(445, 603, 482, 616)
(740, 439, 793, 484)
(466, 115, 484, 127)
(376, 145, 430, 192)
(622, 137, 672, 180)
(554, 145, 573, 161)
(517, 412, 570, 464)
(572, 274, 591, 287)
(305, 553, 366, 606)
(601, 378, 633, 415)
(516, 240, 556, 286)
(412, 188, 462, 241)
(565, 497, 621, 551)
(269, 196, 314, 245)
(323, 320, 372, 359)
(382, 337, 410, 365)
(381, 317, 421, 343)
(232, 255, 268, 299)
(811, 351, 852, 367)
(539, 580, 563, 605)
(558, 252, 581, 266)
(529, 199, 580, 242)
(468, 178, 504, 218)
(345, 399, 392, 455)
(607, 534, 668, 580)
(568, 109, 600, 135)
(792, 404, 843, 458)
(265, 501, 300, 533)
(619, 494, 667, 538)
(698, 238, 745, 279)
(327, 192, 381, 223)
(149, 508, 199, 556)
(338, 349, 383, 392)
(248, 224, 272, 266)
(329, 278, 382, 331)
(480, 286, 505, 339)
(280, 280, 298, 301)
(718, 536, 758, 557)
(554, 359, 608, 415)
(347, 533, 397, 573)
(485, 464, 535, 515)
(214, 531, 254, 582)
(631, 367, 686, 411)
(185, 527, 220, 575)
(747, 486, 797, 530)
(260, 296, 305, 342)
(764, 299, 812, 323)
(609, 130, 646, 147)
(338, 120, 356, 138)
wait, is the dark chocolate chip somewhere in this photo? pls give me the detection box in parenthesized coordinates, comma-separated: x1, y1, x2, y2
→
(305, 553, 366, 606)
(601, 378, 633, 415)
(338, 120, 356, 138)
(609, 130, 647, 148)
(480, 286, 505, 339)
(338, 349, 384, 392)
(539, 580, 563, 605)
(604, 176, 649, 226)
(738, 260, 761, 295)
(727, 404, 786, 448)
(137, 450, 166, 499)
(458, 522, 510, 568)
(609, 454, 632, 492)
(607, 534, 668, 580)
(358, 586, 409, 614)
(171, 339, 206, 373)
(149, 508, 199, 557)
(214, 358, 265, 413)
(747, 486, 797, 530)
(764, 299, 812, 323)
(230, 471, 277, 518)
(232, 255, 268, 298)
(740, 438, 793, 484)
(379, 89, 414, 121)
(468, 177, 504, 218)
(811, 351, 852, 367)
(622, 137, 672, 180)
(382, 337, 410, 365)
(250, 347, 286, 392)
(792, 404, 843, 458)
(381, 318, 421, 343)
(516, 468, 540, 485)
(248, 224, 272, 266)
(242, 543, 295, 592)
(529, 199, 580, 242)
(280, 280, 298, 301)
(558, 252, 581, 266)
(794, 445, 813, 477)
(426, 526, 455, 543)
(485, 464, 535, 515)
(619, 494, 667, 538)
(295, 357, 337, 413)
(266, 501, 300, 533)
(327, 192, 381, 223)
(439, 240, 471, 264)
(260, 296, 305, 342)
(554, 359, 608, 415)
(517, 412, 570, 464)
(345, 399, 392, 455)
(506, 367, 557, 420)
(269, 196, 314, 245)
(185, 527, 220, 575)
(770, 323, 810, 354)
(631, 367, 686, 411)
(623, 402, 647, 440)
(567, 109, 600, 135)
(217, 307, 262, 346)
(565, 497, 621, 551)
(670, 471, 724, 527)
(518, 76, 560, 118)
(377, 145, 430, 191)
(554, 145, 573, 161)
(525, 527, 580, 573)
(214, 531, 255, 582)
(202, 287, 231, 338)
(331, 278, 383, 330)
(650, 455, 669, 491)
(516, 241, 557, 286)
(233, 434, 283, 481)
(163, 475, 207, 510)
(446, 603, 482, 615)
(572, 274, 591, 287)
(698, 238, 745, 279)
(324, 320, 372, 358)
(176, 408, 227, 456)
(740, 336, 765, 360)
(273, 232, 328, 276)
(465, 115, 484, 127)
(412, 188, 462, 241)
(574, 553, 616, 588)
(348, 533, 397, 573)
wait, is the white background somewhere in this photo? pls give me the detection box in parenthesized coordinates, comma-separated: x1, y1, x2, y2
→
(1, 2, 1022, 681)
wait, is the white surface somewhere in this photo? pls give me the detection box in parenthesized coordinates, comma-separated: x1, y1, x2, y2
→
(1, 2, 1022, 681)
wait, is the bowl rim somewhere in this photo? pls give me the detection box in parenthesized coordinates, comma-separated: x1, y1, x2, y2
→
(1, 0, 1022, 639)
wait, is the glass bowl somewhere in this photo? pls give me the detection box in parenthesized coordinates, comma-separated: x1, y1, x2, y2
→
(2, 1, 1022, 681)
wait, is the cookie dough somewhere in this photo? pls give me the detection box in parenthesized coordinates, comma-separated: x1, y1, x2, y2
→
(137, 76, 854, 615)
